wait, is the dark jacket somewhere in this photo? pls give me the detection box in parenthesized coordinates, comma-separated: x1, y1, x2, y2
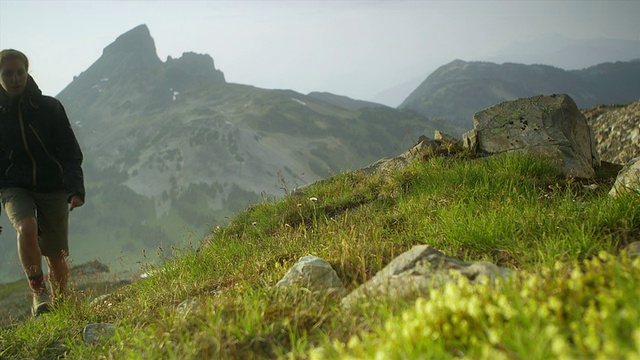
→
(0, 76, 85, 201)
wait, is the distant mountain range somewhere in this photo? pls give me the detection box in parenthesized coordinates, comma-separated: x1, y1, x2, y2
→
(400, 59, 640, 134)
(485, 33, 640, 71)
(371, 34, 640, 107)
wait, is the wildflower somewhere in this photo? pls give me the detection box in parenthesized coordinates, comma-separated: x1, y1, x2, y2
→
(309, 197, 318, 202)
(548, 296, 563, 312)
(551, 337, 570, 356)
(347, 335, 361, 349)
(487, 328, 500, 345)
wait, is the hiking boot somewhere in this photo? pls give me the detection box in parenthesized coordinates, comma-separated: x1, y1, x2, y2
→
(32, 290, 52, 317)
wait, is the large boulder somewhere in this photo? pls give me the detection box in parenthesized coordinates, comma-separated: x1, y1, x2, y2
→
(463, 94, 600, 178)
(610, 156, 640, 196)
(341, 245, 513, 309)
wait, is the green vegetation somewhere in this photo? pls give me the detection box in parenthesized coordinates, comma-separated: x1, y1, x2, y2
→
(1, 151, 639, 359)
(4, 78, 453, 285)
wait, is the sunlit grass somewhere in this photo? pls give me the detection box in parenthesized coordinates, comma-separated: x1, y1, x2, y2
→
(1, 152, 639, 359)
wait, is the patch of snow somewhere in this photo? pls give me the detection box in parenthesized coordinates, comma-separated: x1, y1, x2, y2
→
(173, 91, 180, 101)
(291, 98, 306, 106)
(100, 78, 109, 82)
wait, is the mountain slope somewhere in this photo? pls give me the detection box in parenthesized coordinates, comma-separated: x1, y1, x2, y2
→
(0, 24, 448, 283)
(2, 141, 639, 358)
(400, 59, 640, 135)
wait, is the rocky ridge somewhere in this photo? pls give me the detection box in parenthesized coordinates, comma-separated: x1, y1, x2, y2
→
(400, 59, 640, 135)
(583, 98, 640, 164)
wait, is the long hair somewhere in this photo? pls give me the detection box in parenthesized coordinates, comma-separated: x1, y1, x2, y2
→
(0, 50, 40, 104)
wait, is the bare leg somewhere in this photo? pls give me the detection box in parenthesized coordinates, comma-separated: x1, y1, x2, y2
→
(16, 216, 53, 315)
(16, 217, 42, 278)
(46, 254, 69, 299)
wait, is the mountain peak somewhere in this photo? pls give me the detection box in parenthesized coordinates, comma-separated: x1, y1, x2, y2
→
(103, 24, 157, 57)
(165, 52, 226, 88)
(58, 24, 162, 97)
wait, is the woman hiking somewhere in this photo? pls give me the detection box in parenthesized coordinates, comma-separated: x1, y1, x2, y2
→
(0, 49, 85, 316)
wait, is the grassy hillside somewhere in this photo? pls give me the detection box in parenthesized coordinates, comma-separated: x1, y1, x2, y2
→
(1, 149, 639, 359)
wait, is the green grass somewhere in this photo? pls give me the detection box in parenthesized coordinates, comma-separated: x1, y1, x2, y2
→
(1, 151, 639, 359)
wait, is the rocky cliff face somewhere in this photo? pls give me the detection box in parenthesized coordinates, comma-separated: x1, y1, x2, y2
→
(583, 99, 640, 164)
(164, 52, 225, 90)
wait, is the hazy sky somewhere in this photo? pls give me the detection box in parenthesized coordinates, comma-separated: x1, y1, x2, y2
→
(1, 0, 639, 103)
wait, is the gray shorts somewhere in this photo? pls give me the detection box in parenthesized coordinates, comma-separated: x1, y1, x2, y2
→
(1, 187, 69, 257)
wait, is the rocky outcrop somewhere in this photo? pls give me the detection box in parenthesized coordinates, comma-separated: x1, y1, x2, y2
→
(583, 99, 640, 164)
(65, 24, 164, 96)
(102, 24, 159, 59)
(272, 246, 513, 309)
(361, 132, 461, 175)
(292, 131, 460, 197)
(463, 94, 600, 178)
(610, 156, 640, 196)
(341, 245, 513, 309)
(164, 52, 225, 90)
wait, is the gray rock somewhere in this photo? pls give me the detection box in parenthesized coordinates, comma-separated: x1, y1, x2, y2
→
(83, 323, 117, 344)
(176, 299, 200, 316)
(462, 129, 478, 151)
(90, 293, 113, 307)
(362, 135, 452, 175)
(610, 156, 640, 196)
(583, 100, 640, 164)
(434, 130, 460, 144)
(276, 256, 346, 296)
(623, 242, 640, 257)
(342, 245, 514, 309)
(463, 94, 600, 178)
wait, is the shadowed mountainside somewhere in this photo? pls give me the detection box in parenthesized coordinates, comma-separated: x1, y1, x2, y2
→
(400, 59, 640, 135)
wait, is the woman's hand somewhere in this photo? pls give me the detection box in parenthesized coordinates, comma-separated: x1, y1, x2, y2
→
(69, 195, 84, 211)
